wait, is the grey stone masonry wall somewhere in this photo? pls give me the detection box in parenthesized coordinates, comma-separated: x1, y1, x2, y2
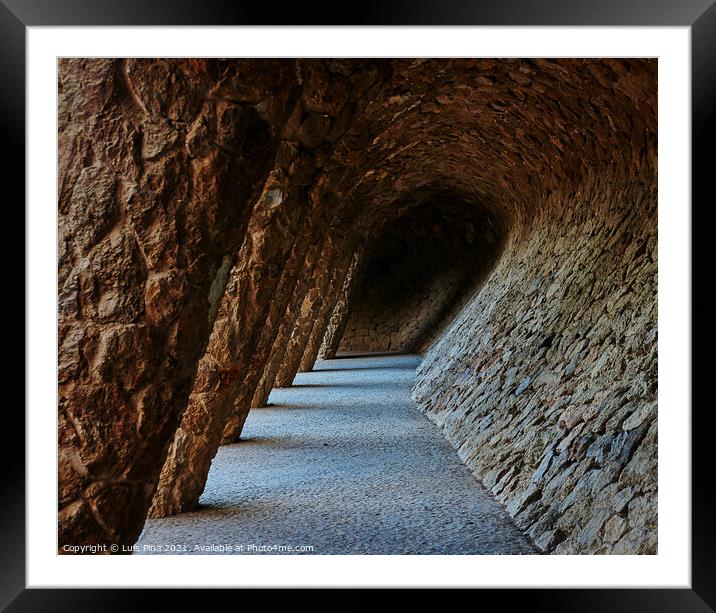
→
(412, 179, 657, 555)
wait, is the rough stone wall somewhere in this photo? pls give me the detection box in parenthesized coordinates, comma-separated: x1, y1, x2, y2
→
(412, 177, 657, 554)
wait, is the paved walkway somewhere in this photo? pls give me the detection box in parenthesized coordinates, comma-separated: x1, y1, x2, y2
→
(137, 354, 535, 554)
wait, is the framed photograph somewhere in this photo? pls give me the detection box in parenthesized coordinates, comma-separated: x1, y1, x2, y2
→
(8, 0, 714, 608)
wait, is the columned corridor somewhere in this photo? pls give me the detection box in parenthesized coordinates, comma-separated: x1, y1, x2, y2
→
(58, 58, 657, 556)
(137, 355, 535, 554)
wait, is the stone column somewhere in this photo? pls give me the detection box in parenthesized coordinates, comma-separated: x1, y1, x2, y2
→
(275, 245, 354, 386)
(250, 276, 315, 408)
(149, 55, 363, 516)
(149, 168, 311, 518)
(57, 59, 289, 550)
(318, 248, 365, 360)
(298, 247, 359, 372)
(218, 205, 329, 443)
(273, 249, 336, 388)
(248, 228, 351, 410)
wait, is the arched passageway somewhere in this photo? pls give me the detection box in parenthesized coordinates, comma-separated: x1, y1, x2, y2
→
(58, 58, 657, 555)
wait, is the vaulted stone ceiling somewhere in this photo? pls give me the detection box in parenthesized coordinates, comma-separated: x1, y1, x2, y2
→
(58, 58, 656, 554)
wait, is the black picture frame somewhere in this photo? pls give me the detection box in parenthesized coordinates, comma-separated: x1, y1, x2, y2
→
(6, 0, 714, 608)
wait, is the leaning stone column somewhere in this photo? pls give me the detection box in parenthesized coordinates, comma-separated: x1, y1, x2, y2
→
(276, 245, 354, 386)
(149, 168, 310, 518)
(318, 247, 365, 360)
(273, 253, 334, 387)
(57, 59, 287, 550)
(250, 268, 318, 408)
(218, 204, 330, 443)
(248, 224, 350, 408)
(298, 247, 358, 372)
(193, 58, 362, 447)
